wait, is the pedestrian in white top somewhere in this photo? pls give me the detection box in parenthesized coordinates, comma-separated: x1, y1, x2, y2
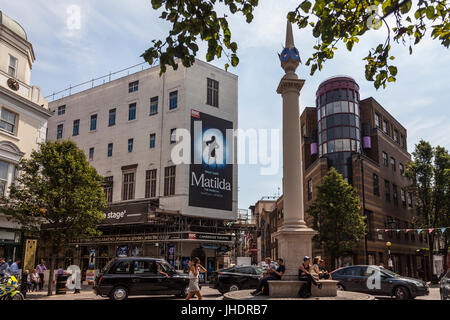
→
(185, 257, 206, 300)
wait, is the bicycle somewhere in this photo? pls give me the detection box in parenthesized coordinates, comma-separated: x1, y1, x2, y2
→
(0, 273, 25, 300)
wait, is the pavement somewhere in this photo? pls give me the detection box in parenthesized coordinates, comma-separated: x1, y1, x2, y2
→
(24, 285, 441, 301)
(224, 289, 374, 300)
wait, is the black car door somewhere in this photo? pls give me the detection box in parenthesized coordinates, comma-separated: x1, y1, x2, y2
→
(108, 260, 132, 292)
(130, 260, 168, 295)
(234, 267, 256, 289)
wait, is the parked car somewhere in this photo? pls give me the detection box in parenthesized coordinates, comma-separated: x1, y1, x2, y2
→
(94, 257, 190, 300)
(210, 265, 265, 294)
(440, 269, 450, 300)
(330, 265, 429, 300)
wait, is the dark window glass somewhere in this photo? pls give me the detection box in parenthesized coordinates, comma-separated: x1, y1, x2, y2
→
(90, 114, 97, 131)
(89, 147, 94, 161)
(350, 127, 356, 139)
(373, 174, 379, 196)
(109, 109, 116, 126)
(320, 94, 324, 106)
(382, 152, 388, 166)
(145, 169, 157, 198)
(326, 91, 332, 103)
(342, 127, 350, 139)
(385, 180, 390, 201)
(112, 261, 131, 274)
(103, 176, 113, 203)
(307, 179, 313, 200)
(169, 91, 178, 110)
(150, 97, 158, 115)
(393, 184, 398, 206)
(122, 171, 135, 200)
(333, 89, 340, 101)
(73, 120, 79, 136)
(57, 124, 63, 139)
(57, 105, 66, 115)
(207, 78, 219, 107)
(128, 103, 136, 121)
(150, 133, 156, 149)
(164, 166, 176, 196)
(328, 128, 335, 140)
(128, 81, 139, 93)
(128, 139, 133, 153)
(170, 128, 177, 144)
(108, 143, 113, 157)
(335, 127, 342, 139)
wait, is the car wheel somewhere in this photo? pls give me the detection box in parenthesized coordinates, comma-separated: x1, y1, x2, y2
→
(176, 285, 189, 298)
(228, 284, 240, 292)
(110, 286, 128, 301)
(336, 283, 345, 291)
(393, 286, 410, 300)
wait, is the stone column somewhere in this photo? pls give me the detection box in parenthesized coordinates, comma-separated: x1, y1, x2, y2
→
(273, 21, 317, 280)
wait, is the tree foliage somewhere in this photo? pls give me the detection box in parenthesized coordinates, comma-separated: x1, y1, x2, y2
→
(405, 140, 449, 278)
(307, 167, 366, 269)
(143, 0, 449, 89)
(0, 141, 106, 295)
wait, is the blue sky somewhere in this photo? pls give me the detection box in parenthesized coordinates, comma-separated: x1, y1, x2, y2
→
(3, 1, 449, 211)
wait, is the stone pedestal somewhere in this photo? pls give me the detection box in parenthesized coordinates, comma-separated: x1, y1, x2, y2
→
(274, 228, 316, 280)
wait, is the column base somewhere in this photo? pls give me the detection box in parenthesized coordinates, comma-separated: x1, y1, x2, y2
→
(273, 228, 317, 280)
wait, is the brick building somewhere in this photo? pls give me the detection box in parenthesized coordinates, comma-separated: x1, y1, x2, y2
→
(251, 76, 429, 278)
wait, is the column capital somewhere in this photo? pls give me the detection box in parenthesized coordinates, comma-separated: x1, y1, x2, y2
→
(277, 78, 305, 95)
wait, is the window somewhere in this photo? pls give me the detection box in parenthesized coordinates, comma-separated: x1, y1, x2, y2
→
(56, 124, 63, 140)
(150, 97, 158, 115)
(112, 261, 131, 274)
(150, 133, 156, 149)
(90, 114, 97, 131)
(170, 128, 177, 144)
(393, 184, 398, 206)
(128, 139, 134, 153)
(109, 109, 116, 126)
(391, 157, 396, 171)
(382, 152, 388, 166)
(128, 81, 139, 93)
(399, 163, 404, 175)
(383, 120, 389, 134)
(375, 113, 380, 128)
(107, 143, 113, 157)
(407, 192, 413, 208)
(393, 129, 399, 143)
(57, 105, 66, 115)
(307, 179, 313, 200)
(401, 135, 406, 149)
(385, 180, 390, 202)
(128, 103, 136, 121)
(401, 189, 406, 208)
(164, 166, 176, 196)
(0, 108, 17, 134)
(89, 147, 94, 161)
(104, 176, 113, 203)
(373, 174, 380, 196)
(8, 55, 18, 77)
(73, 119, 79, 136)
(145, 169, 157, 198)
(302, 125, 307, 138)
(169, 91, 178, 110)
(207, 78, 219, 107)
(0, 161, 9, 196)
(122, 171, 135, 200)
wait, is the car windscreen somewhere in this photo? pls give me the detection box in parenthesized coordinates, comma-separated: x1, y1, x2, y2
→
(102, 260, 115, 273)
(381, 268, 401, 278)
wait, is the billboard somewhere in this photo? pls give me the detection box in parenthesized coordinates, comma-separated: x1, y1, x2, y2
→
(189, 110, 233, 211)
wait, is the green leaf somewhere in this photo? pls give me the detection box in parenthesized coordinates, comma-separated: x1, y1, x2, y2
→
(388, 66, 398, 76)
(299, 1, 312, 13)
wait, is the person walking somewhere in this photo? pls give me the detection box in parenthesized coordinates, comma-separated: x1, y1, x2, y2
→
(185, 257, 206, 300)
(298, 256, 322, 298)
(36, 259, 47, 291)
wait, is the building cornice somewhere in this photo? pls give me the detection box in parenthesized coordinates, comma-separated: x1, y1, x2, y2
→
(0, 86, 52, 118)
(277, 78, 305, 95)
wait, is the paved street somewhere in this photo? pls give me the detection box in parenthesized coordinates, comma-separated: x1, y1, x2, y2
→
(25, 285, 440, 300)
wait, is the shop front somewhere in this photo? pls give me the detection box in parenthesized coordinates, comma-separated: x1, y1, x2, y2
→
(0, 227, 22, 263)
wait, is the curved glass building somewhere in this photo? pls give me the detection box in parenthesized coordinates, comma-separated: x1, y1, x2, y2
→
(316, 76, 361, 183)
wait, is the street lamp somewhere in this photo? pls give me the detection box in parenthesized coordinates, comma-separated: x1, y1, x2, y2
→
(386, 241, 392, 270)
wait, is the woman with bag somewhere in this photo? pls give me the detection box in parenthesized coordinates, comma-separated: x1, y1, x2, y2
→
(185, 257, 206, 300)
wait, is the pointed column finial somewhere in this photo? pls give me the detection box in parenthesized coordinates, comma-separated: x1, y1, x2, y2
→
(285, 20, 294, 48)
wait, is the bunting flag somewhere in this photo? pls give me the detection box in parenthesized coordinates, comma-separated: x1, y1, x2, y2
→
(375, 227, 449, 234)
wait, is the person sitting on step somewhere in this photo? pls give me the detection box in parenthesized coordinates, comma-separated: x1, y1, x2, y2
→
(251, 258, 285, 296)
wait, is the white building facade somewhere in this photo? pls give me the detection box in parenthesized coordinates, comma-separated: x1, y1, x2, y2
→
(0, 11, 51, 262)
(47, 60, 238, 272)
